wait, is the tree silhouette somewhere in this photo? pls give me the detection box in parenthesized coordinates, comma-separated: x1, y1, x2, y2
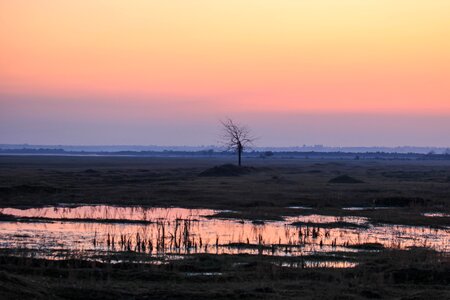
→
(220, 118, 255, 166)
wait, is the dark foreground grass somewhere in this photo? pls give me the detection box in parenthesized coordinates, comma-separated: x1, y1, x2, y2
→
(0, 248, 448, 299)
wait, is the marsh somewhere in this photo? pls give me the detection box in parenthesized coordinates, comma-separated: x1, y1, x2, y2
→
(0, 155, 449, 299)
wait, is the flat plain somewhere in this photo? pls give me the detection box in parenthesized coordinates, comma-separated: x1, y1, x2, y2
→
(0, 155, 449, 299)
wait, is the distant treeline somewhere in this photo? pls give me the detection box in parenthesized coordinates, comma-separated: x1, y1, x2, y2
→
(1, 148, 450, 160)
(1, 144, 449, 154)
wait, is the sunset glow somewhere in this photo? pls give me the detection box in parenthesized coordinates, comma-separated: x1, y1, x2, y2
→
(1, 1, 450, 145)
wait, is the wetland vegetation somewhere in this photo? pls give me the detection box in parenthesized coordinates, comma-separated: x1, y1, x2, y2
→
(0, 155, 449, 299)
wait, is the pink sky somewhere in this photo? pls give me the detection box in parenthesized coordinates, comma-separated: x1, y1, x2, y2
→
(1, 1, 449, 146)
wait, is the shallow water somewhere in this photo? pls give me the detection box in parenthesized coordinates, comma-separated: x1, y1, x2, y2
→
(423, 212, 450, 218)
(342, 207, 396, 211)
(0, 206, 448, 263)
(280, 261, 358, 268)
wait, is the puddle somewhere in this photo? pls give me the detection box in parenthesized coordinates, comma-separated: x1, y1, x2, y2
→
(0, 206, 448, 263)
(185, 272, 223, 276)
(423, 212, 450, 218)
(279, 261, 358, 269)
(1, 206, 215, 222)
(342, 207, 397, 211)
(288, 206, 313, 210)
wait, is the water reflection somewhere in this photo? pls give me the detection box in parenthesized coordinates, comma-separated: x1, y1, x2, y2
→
(1, 206, 214, 222)
(0, 206, 448, 260)
(342, 207, 396, 211)
(423, 212, 450, 218)
(279, 261, 358, 268)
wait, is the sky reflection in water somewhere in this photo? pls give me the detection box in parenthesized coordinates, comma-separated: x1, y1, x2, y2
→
(0, 206, 448, 260)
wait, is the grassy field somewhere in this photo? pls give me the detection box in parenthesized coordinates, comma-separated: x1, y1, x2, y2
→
(0, 248, 449, 299)
(1, 155, 449, 225)
(0, 155, 449, 299)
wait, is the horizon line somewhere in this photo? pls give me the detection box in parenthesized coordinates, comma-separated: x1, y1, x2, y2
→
(1, 143, 449, 150)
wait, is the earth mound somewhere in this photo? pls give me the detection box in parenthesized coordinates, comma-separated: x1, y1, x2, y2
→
(199, 164, 255, 177)
(328, 175, 364, 184)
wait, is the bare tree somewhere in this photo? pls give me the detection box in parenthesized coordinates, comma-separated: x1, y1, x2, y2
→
(220, 118, 255, 166)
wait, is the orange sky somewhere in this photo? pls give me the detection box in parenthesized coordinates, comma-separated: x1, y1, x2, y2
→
(1, 1, 450, 145)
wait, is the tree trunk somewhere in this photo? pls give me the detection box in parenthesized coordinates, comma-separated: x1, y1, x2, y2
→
(238, 149, 241, 166)
(238, 142, 242, 166)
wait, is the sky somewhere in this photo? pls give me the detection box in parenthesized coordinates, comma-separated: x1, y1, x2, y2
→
(1, 0, 450, 147)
